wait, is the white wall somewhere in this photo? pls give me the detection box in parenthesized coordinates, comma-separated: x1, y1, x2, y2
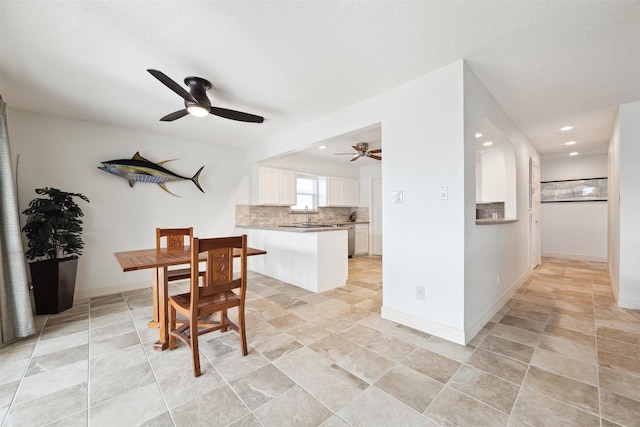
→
(9, 109, 249, 298)
(246, 60, 537, 344)
(614, 101, 640, 309)
(463, 63, 539, 339)
(539, 154, 608, 261)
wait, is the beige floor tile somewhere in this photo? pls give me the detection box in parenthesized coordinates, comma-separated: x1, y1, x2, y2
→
(489, 323, 541, 347)
(523, 366, 599, 414)
(538, 334, 597, 364)
(530, 348, 597, 385)
(599, 366, 640, 402)
(425, 386, 508, 426)
(479, 335, 535, 364)
(170, 383, 248, 427)
(374, 364, 443, 412)
(510, 385, 599, 427)
(253, 385, 332, 427)
(337, 385, 421, 426)
(466, 347, 528, 384)
(6, 383, 88, 427)
(4, 257, 639, 427)
(335, 346, 395, 384)
(448, 365, 519, 413)
(600, 388, 640, 427)
(229, 364, 296, 410)
(402, 347, 461, 384)
(597, 349, 640, 378)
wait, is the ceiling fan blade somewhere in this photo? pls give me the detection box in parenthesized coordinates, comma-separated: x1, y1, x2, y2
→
(209, 106, 264, 123)
(350, 154, 362, 162)
(147, 69, 196, 103)
(160, 109, 189, 122)
(369, 149, 382, 154)
(368, 154, 382, 161)
(335, 152, 356, 155)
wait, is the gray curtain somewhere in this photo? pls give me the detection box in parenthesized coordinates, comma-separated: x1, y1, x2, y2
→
(0, 95, 35, 343)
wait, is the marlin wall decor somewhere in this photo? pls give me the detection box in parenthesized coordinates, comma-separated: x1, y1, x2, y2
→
(98, 152, 204, 197)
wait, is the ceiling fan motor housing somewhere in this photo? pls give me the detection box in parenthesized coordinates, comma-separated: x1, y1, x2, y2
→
(184, 76, 212, 107)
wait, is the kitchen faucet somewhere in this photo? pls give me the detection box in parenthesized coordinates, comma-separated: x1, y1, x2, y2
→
(305, 205, 310, 224)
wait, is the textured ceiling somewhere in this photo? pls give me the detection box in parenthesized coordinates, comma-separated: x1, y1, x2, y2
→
(1, 1, 638, 161)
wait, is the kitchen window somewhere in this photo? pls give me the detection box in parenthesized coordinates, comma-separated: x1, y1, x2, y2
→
(292, 174, 318, 212)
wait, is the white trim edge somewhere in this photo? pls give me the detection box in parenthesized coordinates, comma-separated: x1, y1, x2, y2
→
(381, 306, 466, 345)
(541, 252, 607, 263)
(464, 266, 534, 344)
(74, 280, 151, 300)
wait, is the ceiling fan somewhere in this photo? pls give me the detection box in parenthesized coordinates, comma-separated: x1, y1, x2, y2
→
(147, 69, 264, 123)
(335, 142, 382, 162)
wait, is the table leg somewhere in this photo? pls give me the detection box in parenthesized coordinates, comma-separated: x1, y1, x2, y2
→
(152, 267, 169, 351)
(147, 268, 160, 328)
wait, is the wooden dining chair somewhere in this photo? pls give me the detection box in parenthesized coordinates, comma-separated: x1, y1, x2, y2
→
(156, 227, 206, 283)
(167, 234, 249, 377)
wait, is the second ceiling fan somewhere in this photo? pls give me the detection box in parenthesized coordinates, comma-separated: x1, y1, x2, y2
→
(147, 69, 264, 123)
(335, 142, 382, 162)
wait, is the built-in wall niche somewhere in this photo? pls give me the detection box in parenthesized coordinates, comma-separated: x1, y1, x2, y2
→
(475, 119, 516, 219)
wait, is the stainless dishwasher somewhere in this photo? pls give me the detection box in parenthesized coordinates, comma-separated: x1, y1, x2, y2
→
(346, 224, 356, 257)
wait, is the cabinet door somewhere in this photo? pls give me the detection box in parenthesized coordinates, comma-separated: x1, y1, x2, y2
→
(327, 176, 344, 206)
(259, 167, 281, 205)
(278, 169, 297, 206)
(343, 178, 359, 207)
(354, 224, 369, 256)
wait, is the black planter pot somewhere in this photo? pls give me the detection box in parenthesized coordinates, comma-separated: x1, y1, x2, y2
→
(29, 257, 78, 315)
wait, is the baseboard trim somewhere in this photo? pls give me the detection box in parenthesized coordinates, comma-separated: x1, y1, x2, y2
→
(381, 306, 466, 345)
(542, 252, 607, 263)
(464, 266, 534, 344)
(74, 280, 151, 301)
(618, 297, 640, 310)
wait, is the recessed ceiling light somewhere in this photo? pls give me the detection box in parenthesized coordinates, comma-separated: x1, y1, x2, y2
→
(565, 141, 576, 145)
(483, 141, 493, 146)
(318, 145, 327, 150)
(569, 152, 579, 156)
(475, 133, 483, 138)
(560, 125, 574, 131)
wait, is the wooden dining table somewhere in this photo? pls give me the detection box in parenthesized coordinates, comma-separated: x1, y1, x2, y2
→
(114, 245, 266, 350)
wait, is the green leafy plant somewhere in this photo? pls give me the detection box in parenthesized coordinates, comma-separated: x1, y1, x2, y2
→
(22, 187, 90, 261)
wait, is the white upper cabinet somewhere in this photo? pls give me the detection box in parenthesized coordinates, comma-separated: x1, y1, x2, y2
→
(253, 166, 296, 206)
(321, 176, 359, 207)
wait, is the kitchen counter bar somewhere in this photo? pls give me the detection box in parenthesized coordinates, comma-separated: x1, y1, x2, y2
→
(475, 218, 519, 225)
(235, 226, 348, 292)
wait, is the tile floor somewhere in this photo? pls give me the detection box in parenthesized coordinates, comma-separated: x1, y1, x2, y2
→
(1, 256, 639, 426)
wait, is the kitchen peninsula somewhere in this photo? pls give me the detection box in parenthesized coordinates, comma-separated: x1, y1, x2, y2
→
(234, 225, 348, 292)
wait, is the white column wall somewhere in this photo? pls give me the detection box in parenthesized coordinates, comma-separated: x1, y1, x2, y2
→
(617, 101, 640, 309)
(463, 63, 540, 340)
(247, 61, 468, 341)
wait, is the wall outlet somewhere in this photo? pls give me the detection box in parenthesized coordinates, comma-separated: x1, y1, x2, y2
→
(416, 286, 425, 301)
(497, 274, 501, 285)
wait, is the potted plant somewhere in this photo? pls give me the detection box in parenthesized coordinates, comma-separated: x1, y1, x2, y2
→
(22, 187, 90, 314)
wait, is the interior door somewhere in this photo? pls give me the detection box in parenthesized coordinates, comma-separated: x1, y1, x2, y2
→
(371, 178, 382, 255)
(529, 158, 541, 267)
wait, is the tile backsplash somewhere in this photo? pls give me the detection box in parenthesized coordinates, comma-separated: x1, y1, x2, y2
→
(476, 202, 505, 219)
(236, 205, 369, 226)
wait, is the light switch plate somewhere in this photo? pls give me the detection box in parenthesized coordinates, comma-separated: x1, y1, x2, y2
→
(439, 186, 448, 200)
(391, 191, 403, 204)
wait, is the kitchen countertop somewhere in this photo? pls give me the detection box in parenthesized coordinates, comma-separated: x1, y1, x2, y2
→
(475, 218, 519, 225)
(236, 221, 368, 232)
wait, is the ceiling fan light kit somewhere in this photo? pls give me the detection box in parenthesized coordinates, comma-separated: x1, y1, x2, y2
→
(334, 142, 382, 162)
(147, 69, 264, 123)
